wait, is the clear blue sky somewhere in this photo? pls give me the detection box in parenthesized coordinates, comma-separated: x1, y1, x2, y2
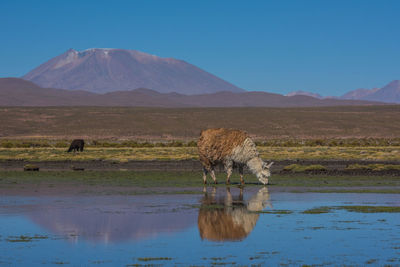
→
(1, 0, 400, 96)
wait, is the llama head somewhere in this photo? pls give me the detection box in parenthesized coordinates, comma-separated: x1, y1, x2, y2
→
(257, 162, 274, 185)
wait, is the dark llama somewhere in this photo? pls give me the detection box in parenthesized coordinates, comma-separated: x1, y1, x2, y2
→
(67, 139, 85, 152)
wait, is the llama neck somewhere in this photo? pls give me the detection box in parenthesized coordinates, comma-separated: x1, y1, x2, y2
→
(247, 157, 263, 176)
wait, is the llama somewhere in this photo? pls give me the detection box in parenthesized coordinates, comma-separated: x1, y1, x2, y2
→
(67, 139, 85, 152)
(197, 128, 273, 185)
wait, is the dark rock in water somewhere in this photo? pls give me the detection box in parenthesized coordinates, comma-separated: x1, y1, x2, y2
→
(71, 166, 85, 171)
(24, 164, 39, 171)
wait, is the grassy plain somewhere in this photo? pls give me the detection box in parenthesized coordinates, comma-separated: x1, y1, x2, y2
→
(0, 171, 399, 189)
(0, 146, 399, 161)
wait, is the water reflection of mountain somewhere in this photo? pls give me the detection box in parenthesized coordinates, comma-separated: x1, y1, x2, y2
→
(198, 187, 271, 242)
(23, 197, 198, 243)
(2, 189, 271, 244)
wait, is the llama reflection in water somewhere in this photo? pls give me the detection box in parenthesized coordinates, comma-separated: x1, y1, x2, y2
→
(198, 187, 272, 242)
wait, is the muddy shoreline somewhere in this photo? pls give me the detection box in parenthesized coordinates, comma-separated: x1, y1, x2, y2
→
(1, 159, 400, 176)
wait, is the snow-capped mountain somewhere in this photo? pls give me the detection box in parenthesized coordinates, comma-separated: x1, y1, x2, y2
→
(23, 48, 244, 95)
(286, 90, 323, 99)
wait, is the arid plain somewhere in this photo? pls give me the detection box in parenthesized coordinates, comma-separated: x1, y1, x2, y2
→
(1, 105, 399, 140)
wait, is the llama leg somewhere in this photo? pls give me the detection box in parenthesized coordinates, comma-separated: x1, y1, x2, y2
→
(202, 167, 209, 184)
(224, 161, 233, 185)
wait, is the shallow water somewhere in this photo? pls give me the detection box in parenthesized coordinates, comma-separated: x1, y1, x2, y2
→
(0, 187, 399, 266)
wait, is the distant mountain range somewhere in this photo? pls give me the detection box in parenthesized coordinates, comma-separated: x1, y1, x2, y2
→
(287, 80, 400, 103)
(23, 48, 244, 95)
(0, 78, 384, 107)
(0, 47, 397, 105)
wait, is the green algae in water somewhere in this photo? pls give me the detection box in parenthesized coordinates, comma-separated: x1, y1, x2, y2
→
(137, 257, 173, 261)
(6, 234, 48, 242)
(338, 205, 400, 213)
(256, 210, 293, 214)
(307, 189, 400, 194)
(303, 205, 400, 214)
(302, 207, 334, 214)
(52, 261, 70, 265)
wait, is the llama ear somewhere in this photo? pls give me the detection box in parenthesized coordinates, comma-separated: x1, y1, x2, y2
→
(262, 162, 269, 169)
(265, 162, 274, 168)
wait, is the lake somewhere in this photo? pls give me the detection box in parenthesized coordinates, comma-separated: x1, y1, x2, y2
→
(0, 186, 399, 266)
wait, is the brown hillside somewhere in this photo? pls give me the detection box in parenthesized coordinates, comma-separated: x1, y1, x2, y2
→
(0, 78, 384, 107)
(0, 77, 102, 106)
